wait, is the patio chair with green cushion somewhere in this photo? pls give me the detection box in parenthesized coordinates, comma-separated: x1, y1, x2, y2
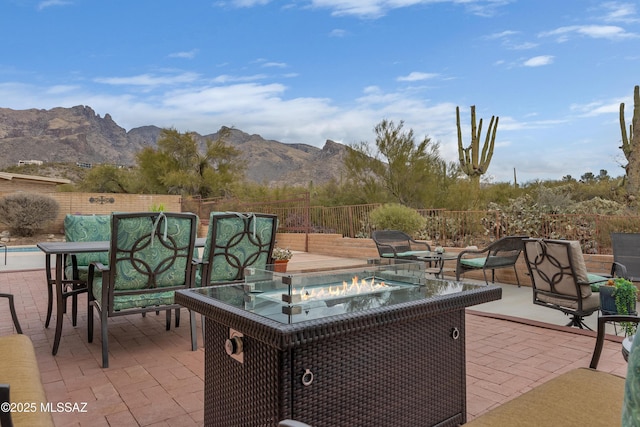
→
(455, 235, 528, 286)
(87, 212, 199, 368)
(523, 238, 612, 329)
(44, 214, 111, 329)
(197, 212, 278, 287)
(371, 230, 431, 260)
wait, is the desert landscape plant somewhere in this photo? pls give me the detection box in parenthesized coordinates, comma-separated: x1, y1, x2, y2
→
(369, 203, 426, 236)
(0, 193, 60, 237)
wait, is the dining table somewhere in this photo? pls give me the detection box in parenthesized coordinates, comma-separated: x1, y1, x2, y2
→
(37, 238, 206, 355)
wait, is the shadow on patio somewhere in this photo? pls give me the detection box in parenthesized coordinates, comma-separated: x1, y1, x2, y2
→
(0, 250, 630, 426)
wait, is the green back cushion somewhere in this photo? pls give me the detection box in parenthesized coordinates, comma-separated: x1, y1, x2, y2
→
(64, 214, 111, 268)
(112, 215, 193, 290)
(199, 212, 276, 285)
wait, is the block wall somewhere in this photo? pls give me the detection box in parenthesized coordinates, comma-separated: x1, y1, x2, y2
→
(0, 192, 182, 234)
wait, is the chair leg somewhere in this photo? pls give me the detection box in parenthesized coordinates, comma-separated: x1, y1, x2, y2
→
(175, 308, 180, 328)
(101, 310, 109, 368)
(566, 314, 592, 330)
(165, 310, 171, 331)
(189, 310, 197, 351)
(71, 292, 78, 327)
(513, 266, 521, 287)
(0, 293, 22, 334)
(87, 301, 94, 343)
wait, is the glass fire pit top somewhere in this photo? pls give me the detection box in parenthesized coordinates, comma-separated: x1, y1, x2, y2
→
(190, 259, 487, 324)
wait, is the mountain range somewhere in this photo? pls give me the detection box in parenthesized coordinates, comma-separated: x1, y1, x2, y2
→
(0, 105, 348, 186)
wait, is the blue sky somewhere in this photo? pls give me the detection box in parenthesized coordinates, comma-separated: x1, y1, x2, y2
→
(1, 0, 639, 183)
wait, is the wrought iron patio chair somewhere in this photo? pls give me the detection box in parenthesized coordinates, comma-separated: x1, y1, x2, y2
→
(87, 212, 199, 368)
(523, 238, 610, 329)
(371, 230, 431, 260)
(455, 235, 528, 286)
(197, 212, 278, 286)
(45, 214, 111, 330)
(611, 232, 640, 282)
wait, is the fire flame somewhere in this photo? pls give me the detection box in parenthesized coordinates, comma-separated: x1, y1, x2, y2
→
(296, 276, 389, 301)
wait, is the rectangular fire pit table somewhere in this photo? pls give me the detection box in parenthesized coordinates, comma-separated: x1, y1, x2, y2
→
(176, 259, 501, 427)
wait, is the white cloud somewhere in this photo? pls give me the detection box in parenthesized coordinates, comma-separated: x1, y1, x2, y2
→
(522, 55, 554, 67)
(212, 74, 267, 83)
(601, 2, 639, 23)
(94, 73, 200, 87)
(539, 25, 638, 41)
(397, 72, 439, 82)
(261, 62, 287, 68)
(168, 50, 199, 59)
(485, 30, 519, 40)
(37, 0, 71, 11)
(329, 29, 347, 37)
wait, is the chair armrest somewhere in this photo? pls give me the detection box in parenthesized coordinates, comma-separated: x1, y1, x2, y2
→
(457, 246, 490, 261)
(375, 242, 401, 256)
(408, 238, 431, 251)
(611, 261, 629, 279)
(591, 314, 640, 368)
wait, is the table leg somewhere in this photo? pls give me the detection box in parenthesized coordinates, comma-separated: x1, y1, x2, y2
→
(53, 254, 64, 356)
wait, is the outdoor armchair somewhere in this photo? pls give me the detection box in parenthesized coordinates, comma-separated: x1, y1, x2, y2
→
(455, 235, 528, 286)
(87, 212, 199, 368)
(523, 238, 610, 329)
(197, 212, 278, 286)
(46, 214, 111, 330)
(371, 230, 431, 260)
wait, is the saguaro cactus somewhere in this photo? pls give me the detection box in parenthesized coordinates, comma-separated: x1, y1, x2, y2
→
(456, 105, 499, 188)
(620, 85, 640, 206)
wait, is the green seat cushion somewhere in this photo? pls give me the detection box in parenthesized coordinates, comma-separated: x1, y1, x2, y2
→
(381, 250, 430, 258)
(460, 257, 487, 268)
(587, 273, 609, 292)
(92, 277, 175, 311)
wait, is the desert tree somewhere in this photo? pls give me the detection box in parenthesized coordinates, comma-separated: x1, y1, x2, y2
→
(136, 128, 244, 198)
(344, 119, 444, 208)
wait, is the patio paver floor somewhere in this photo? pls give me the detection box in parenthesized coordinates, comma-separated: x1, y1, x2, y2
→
(0, 255, 630, 426)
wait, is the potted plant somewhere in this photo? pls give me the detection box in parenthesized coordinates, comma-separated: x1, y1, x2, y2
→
(272, 247, 293, 272)
(601, 278, 638, 336)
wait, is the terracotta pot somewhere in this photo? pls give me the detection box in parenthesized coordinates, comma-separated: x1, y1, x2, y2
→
(274, 259, 289, 273)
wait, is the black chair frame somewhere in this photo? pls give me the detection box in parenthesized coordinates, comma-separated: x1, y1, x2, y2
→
(455, 235, 528, 286)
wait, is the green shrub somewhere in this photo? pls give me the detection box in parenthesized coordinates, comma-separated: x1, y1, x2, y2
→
(0, 193, 60, 237)
(369, 203, 426, 237)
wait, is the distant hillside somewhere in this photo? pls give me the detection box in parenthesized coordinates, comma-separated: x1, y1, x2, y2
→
(0, 106, 348, 186)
